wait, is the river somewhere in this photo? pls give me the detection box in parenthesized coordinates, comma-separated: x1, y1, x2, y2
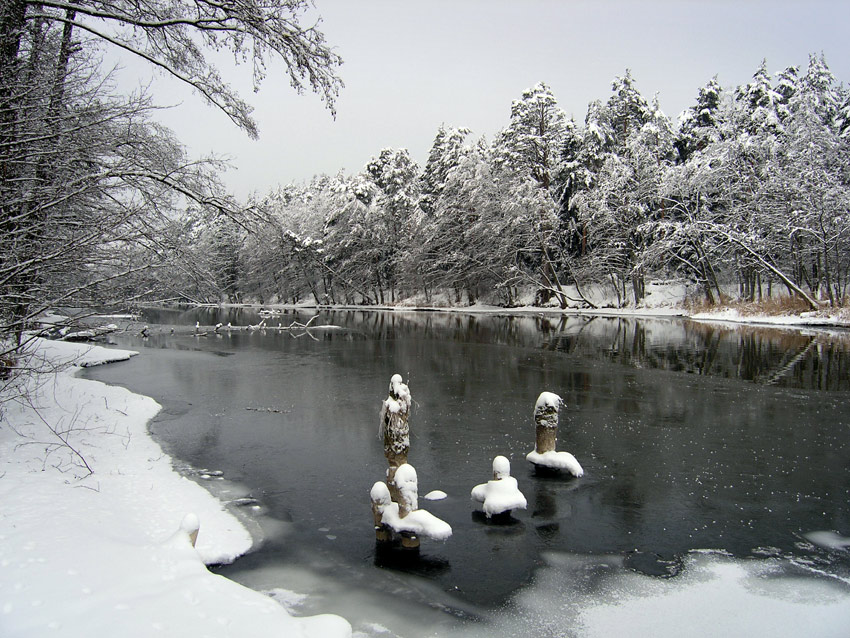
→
(84, 308, 850, 636)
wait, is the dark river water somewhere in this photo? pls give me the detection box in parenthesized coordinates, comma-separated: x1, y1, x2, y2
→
(84, 308, 850, 623)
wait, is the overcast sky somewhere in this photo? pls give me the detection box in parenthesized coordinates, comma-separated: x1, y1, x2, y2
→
(114, 0, 850, 200)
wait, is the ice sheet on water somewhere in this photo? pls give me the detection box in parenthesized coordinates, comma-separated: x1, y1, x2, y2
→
(229, 546, 850, 638)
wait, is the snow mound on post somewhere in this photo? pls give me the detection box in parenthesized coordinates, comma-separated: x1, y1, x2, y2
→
(471, 476, 528, 517)
(471, 457, 527, 517)
(535, 391, 562, 411)
(534, 391, 563, 427)
(394, 463, 419, 511)
(379, 502, 453, 541)
(492, 455, 511, 479)
(370, 480, 392, 506)
(382, 373, 411, 416)
(526, 449, 584, 477)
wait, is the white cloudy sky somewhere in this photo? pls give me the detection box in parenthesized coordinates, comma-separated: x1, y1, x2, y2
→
(112, 0, 850, 199)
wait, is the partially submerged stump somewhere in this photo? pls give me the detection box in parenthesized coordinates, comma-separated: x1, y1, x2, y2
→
(379, 374, 411, 503)
(526, 392, 584, 477)
(471, 456, 527, 518)
(533, 391, 561, 454)
(370, 464, 452, 548)
(372, 375, 451, 548)
(370, 482, 393, 542)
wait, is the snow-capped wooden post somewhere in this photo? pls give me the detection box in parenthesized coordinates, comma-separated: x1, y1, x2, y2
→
(471, 456, 527, 518)
(393, 464, 420, 548)
(527, 391, 584, 477)
(379, 374, 411, 504)
(372, 375, 452, 548)
(370, 482, 393, 542)
(181, 513, 200, 547)
(534, 391, 561, 455)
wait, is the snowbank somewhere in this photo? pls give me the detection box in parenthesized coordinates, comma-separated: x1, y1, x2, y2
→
(0, 338, 351, 638)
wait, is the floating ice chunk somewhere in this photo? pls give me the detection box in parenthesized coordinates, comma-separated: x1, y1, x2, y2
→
(804, 530, 850, 550)
(264, 588, 307, 613)
(297, 613, 356, 638)
(471, 456, 527, 517)
(423, 490, 448, 501)
(526, 449, 584, 477)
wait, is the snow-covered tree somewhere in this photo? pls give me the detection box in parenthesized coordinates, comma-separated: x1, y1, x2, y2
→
(607, 70, 653, 150)
(363, 148, 422, 303)
(420, 125, 472, 216)
(775, 55, 850, 305)
(0, 0, 343, 345)
(493, 82, 568, 190)
(675, 76, 723, 162)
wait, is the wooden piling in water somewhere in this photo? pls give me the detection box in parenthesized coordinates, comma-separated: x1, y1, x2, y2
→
(380, 374, 411, 504)
(393, 464, 420, 549)
(370, 482, 393, 542)
(534, 391, 562, 454)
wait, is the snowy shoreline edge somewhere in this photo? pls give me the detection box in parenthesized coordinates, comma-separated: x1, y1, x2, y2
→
(0, 338, 351, 637)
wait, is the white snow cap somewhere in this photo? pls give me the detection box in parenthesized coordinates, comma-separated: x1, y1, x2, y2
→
(370, 481, 392, 507)
(379, 502, 453, 541)
(492, 455, 511, 479)
(527, 450, 584, 477)
(380, 373, 412, 425)
(471, 456, 527, 517)
(535, 391, 563, 411)
(393, 463, 418, 511)
(180, 512, 200, 535)
(388, 373, 411, 405)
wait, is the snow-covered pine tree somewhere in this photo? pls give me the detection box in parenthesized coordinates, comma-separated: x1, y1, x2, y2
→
(607, 70, 653, 150)
(419, 125, 472, 216)
(493, 82, 568, 190)
(363, 148, 422, 303)
(675, 76, 723, 163)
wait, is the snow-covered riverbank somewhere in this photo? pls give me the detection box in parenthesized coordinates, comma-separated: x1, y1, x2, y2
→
(190, 279, 850, 333)
(0, 338, 350, 638)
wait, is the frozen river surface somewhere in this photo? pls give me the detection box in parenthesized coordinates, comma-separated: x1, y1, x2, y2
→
(86, 309, 850, 636)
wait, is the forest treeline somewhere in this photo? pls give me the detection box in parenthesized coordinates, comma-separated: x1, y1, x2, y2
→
(2, 0, 850, 353)
(180, 56, 850, 311)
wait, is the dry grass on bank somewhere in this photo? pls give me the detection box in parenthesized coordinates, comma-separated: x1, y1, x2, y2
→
(684, 294, 850, 318)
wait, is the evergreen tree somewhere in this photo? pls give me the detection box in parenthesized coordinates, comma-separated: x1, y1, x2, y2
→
(420, 124, 472, 216)
(607, 69, 652, 149)
(493, 82, 567, 189)
(736, 59, 783, 134)
(364, 148, 422, 302)
(675, 76, 723, 162)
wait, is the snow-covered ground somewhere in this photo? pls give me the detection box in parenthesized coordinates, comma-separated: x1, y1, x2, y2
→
(0, 337, 351, 638)
(232, 280, 850, 331)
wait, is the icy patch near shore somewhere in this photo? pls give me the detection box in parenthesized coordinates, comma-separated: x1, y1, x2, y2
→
(469, 551, 850, 638)
(0, 338, 351, 637)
